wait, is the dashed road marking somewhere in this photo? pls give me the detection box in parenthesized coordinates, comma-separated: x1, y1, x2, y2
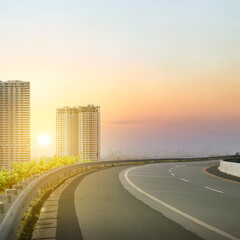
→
(204, 187, 223, 194)
(171, 173, 175, 176)
(125, 166, 239, 240)
(180, 178, 189, 182)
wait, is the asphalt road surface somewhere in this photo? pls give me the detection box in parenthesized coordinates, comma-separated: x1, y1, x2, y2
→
(120, 160, 240, 240)
(56, 160, 240, 240)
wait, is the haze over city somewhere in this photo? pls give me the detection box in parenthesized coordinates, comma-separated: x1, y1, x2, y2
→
(1, 0, 240, 159)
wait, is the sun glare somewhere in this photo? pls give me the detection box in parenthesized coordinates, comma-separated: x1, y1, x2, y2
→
(39, 134, 50, 146)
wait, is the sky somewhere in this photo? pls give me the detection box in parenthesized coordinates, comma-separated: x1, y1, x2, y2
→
(1, 0, 240, 159)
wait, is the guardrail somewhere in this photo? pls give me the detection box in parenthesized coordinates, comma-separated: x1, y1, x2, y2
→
(218, 158, 240, 178)
(0, 157, 229, 240)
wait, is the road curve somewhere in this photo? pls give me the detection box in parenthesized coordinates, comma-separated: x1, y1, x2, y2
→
(56, 165, 202, 240)
(55, 160, 240, 240)
(120, 160, 240, 240)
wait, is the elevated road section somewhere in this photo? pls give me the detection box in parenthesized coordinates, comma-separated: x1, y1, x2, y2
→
(32, 159, 240, 240)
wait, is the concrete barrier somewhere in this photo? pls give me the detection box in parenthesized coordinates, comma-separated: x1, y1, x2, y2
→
(218, 160, 240, 177)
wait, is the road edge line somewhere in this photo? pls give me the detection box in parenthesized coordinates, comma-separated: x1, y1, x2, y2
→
(203, 166, 240, 184)
(125, 166, 240, 240)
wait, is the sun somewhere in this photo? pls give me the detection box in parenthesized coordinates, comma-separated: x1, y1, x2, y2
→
(38, 134, 50, 146)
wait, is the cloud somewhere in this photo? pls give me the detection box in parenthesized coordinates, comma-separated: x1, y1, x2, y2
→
(107, 120, 148, 127)
(106, 119, 185, 128)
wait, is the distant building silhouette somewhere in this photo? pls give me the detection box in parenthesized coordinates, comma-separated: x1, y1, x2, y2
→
(56, 105, 100, 161)
(79, 105, 100, 161)
(0, 80, 30, 169)
(56, 107, 79, 157)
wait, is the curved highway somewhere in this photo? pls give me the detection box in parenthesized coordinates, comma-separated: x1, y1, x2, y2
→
(120, 160, 240, 240)
(55, 160, 240, 240)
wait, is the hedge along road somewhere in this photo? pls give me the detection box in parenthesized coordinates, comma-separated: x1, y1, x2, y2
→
(56, 165, 203, 240)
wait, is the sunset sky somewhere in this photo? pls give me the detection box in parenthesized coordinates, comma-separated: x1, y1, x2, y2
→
(1, 0, 240, 159)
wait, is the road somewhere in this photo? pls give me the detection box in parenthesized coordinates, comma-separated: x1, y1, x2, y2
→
(56, 160, 240, 240)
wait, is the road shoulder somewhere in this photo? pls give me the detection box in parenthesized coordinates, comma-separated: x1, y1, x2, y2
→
(204, 165, 240, 184)
(32, 172, 94, 240)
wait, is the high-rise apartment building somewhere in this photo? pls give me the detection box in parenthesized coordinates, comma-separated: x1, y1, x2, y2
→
(0, 80, 30, 169)
(56, 107, 79, 157)
(79, 105, 100, 161)
(56, 105, 100, 161)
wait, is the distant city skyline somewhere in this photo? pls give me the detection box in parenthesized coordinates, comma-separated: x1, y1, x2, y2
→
(1, 1, 240, 159)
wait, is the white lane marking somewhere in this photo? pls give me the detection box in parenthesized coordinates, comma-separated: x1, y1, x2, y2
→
(171, 173, 175, 176)
(125, 167, 239, 240)
(169, 169, 171, 172)
(205, 187, 223, 194)
(180, 178, 189, 182)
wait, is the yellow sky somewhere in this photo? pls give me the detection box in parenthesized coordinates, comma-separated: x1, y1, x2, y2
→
(1, 1, 240, 158)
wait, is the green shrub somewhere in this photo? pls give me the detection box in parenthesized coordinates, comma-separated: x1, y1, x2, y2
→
(0, 155, 82, 192)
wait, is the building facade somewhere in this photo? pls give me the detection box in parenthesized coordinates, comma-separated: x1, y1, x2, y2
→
(56, 105, 100, 161)
(0, 80, 30, 169)
(56, 107, 79, 157)
(79, 105, 100, 161)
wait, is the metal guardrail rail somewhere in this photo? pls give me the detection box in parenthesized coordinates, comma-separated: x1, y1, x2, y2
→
(222, 157, 240, 163)
(0, 157, 228, 240)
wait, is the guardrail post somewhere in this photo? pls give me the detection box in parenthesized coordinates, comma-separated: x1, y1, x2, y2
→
(17, 182, 27, 188)
(12, 185, 22, 191)
(0, 202, 4, 214)
(5, 189, 17, 195)
(0, 195, 11, 204)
